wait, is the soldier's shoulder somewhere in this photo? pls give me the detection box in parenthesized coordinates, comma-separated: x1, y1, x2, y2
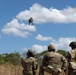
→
(55, 52, 64, 57)
(45, 52, 50, 54)
(44, 52, 56, 58)
(30, 57, 36, 61)
(21, 58, 26, 61)
(44, 52, 52, 56)
(69, 50, 76, 54)
(45, 52, 54, 54)
(21, 57, 33, 61)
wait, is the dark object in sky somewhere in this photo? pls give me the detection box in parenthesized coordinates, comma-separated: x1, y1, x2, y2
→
(28, 17, 34, 25)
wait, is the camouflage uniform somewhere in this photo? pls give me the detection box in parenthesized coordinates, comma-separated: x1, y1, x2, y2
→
(21, 50, 38, 75)
(39, 44, 67, 75)
(66, 42, 76, 75)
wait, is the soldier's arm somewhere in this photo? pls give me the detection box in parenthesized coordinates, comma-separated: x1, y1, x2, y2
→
(66, 52, 71, 62)
(32, 59, 38, 70)
(61, 56, 67, 71)
(42, 55, 48, 66)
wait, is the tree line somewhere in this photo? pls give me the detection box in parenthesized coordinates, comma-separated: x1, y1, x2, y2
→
(0, 52, 21, 65)
(0, 50, 67, 65)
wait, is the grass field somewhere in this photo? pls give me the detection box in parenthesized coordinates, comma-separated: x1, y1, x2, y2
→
(0, 64, 66, 75)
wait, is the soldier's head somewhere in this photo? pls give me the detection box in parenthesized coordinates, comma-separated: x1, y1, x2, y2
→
(48, 44, 56, 52)
(27, 50, 35, 57)
(69, 41, 76, 49)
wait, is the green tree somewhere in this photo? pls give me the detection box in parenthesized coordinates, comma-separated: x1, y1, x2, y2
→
(0, 54, 5, 63)
(57, 50, 66, 57)
(3, 52, 21, 65)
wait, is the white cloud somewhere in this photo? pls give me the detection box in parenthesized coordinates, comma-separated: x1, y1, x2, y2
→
(34, 35, 76, 53)
(36, 34, 53, 41)
(51, 37, 76, 51)
(21, 44, 47, 53)
(30, 44, 47, 53)
(21, 48, 28, 51)
(20, 34, 76, 53)
(2, 19, 36, 38)
(16, 3, 76, 23)
(22, 38, 76, 53)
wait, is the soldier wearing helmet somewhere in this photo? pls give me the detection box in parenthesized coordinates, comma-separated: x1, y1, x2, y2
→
(69, 41, 76, 49)
(66, 41, 76, 75)
(39, 44, 67, 75)
(27, 50, 35, 57)
(48, 44, 55, 52)
(21, 50, 38, 75)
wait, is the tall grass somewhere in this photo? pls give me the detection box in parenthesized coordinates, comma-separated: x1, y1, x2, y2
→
(0, 64, 65, 75)
(0, 64, 22, 75)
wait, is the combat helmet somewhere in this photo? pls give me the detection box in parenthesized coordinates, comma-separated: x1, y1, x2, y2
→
(27, 50, 35, 57)
(69, 41, 76, 48)
(48, 44, 55, 51)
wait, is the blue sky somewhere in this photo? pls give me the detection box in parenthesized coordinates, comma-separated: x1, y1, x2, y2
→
(0, 0, 76, 54)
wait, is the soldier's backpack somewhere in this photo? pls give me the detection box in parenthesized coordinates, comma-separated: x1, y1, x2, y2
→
(21, 57, 34, 71)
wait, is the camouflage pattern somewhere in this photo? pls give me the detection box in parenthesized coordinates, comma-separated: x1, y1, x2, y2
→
(21, 57, 38, 75)
(73, 70, 76, 75)
(66, 50, 76, 75)
(66, 41, 76, 75)
(39, 52, 67, 75)
(67, 50, 76, 62)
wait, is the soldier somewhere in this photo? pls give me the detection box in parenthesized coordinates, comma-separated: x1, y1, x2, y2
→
(28, 17, 34, 25)
(66, 41, 76, 75)
(39, 44, 67, 75)
(21, 50, 38, 75)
